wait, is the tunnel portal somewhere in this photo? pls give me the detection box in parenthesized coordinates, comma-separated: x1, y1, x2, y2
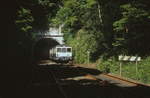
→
(34, 38, 59, 60)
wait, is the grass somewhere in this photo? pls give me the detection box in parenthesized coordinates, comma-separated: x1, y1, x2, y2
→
(97, 57, 150, 84)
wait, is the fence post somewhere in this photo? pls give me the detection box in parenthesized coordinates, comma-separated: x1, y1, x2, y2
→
(120, 62, 122, 76)
(136, 61, 138, 79)
(87, 51, 90, 65)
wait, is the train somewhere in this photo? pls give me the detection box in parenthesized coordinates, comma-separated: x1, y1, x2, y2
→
(49, 45, 73, 64)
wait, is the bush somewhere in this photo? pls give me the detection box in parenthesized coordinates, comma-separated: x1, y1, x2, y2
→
(97, 57, 119, 73)
(138, 57, 150, 83)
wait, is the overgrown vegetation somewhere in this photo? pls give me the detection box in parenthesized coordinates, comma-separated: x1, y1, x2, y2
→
(97, 57, 150, 84)
(52, 0, 150, 62)
(8, 0, 61, 69)
(51, 0, 150, 83)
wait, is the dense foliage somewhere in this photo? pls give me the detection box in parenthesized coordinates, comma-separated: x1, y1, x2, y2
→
(50, 0, 150, 83)
(8, 0, 150, 64)
(113, 3, 150, 56)
(8, 0, 61, 67)
(52, 0, 105, 63)
(52, 0, 150, 63)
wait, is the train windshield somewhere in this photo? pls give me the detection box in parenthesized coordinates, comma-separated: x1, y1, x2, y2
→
(62, 48, 66, 52)
(57, 48, 66, 52)
(57, 47, 72, 53)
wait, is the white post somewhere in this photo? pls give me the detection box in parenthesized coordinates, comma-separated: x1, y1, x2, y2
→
(136, 61, 138, 78)
(120, 62, 122, 76)
(87, 51, 90, 65)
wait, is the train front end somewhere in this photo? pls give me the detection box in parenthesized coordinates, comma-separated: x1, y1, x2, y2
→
(55, 46, 72, 63)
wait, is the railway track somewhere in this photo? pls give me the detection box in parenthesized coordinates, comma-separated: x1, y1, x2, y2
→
(33, 61, 150, 98)
(73, 64, 150, 98)
(71, 65, 139, 97)
(102, 73, 150, 87)
(51, 64, 141, 98)
(48, 67, 68, 98)
(74, 73, 142, 97)
(29, 65, 67, 98)
(74, 64, 150, 87)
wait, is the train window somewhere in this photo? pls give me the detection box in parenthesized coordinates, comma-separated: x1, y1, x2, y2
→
(67, 48, 71, 52)
(62, 48, 66, 52)
(57, 48, 61, 52)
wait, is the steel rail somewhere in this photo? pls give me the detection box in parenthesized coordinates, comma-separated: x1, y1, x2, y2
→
(72, 64, 148, 98)
(103, 73, 150, 87)
(48, 66, 68, 98)
(73, 64, 150, 86)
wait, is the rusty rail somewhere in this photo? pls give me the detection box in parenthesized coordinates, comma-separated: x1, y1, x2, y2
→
(103, 73, 150, 87)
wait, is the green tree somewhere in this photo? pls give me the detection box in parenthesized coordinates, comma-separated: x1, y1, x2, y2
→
(113, 3, 150, 56)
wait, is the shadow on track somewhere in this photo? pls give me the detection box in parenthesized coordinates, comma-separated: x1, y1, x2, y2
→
(32, 64, 150, 98)
(5, 64, 150, 98)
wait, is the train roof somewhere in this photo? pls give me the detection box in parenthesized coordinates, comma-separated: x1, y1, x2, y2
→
(56, 44, 72, 48)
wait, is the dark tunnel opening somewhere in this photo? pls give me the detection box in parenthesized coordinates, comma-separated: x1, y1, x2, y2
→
(34, 38, 59, 60)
